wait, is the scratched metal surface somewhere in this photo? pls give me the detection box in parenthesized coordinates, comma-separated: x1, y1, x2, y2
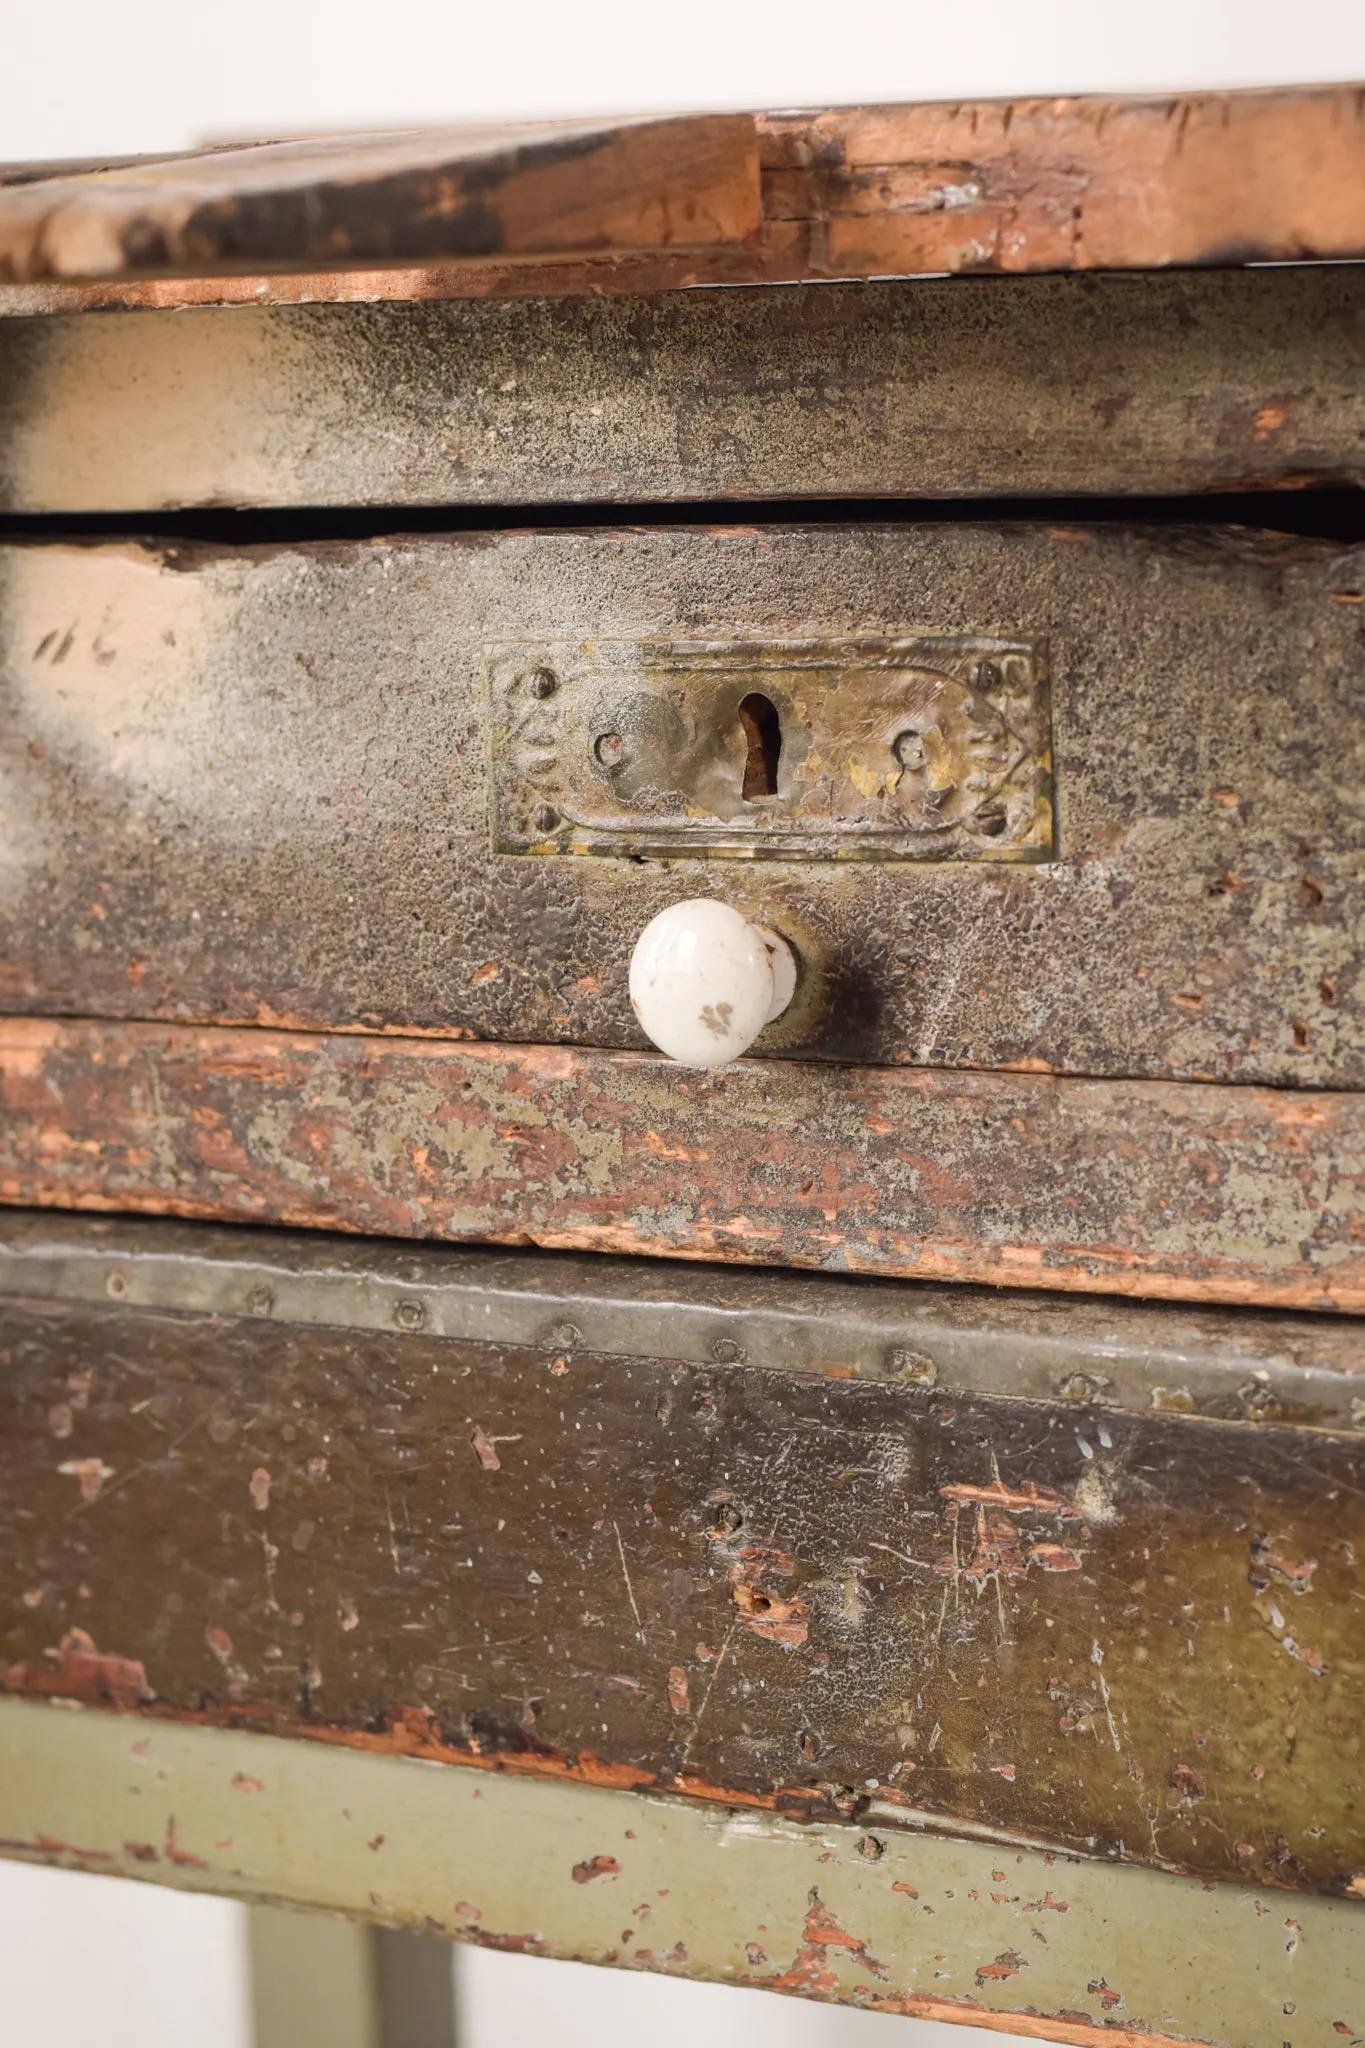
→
(2, 1225, 1362, 1896)
(2, 1213, 1362, 1430)
(3, 1701, 1361, 2048)
(0, 524, 1361, 1089)
(1, 270, 1364, 510)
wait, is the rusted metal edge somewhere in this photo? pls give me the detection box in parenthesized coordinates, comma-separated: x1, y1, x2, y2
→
(0, 1696, 1359, 2048)
(1, 1211, 1361, 1433)
(0, 1018, 1361, 1314)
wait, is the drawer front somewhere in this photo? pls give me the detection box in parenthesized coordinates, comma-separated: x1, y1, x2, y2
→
(2, 1214, 1362, 1899)
(2, 269, 1363, 513)
(2, 1018, 1362, 1311)
(1, 522, 1359, 1090)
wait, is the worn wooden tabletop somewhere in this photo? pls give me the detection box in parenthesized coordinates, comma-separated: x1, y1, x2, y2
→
(2, 84, 1363, 304)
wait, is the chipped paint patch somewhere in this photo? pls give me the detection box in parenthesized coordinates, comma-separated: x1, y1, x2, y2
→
(757, 1888, 889, 1995)
(58, 1456, 113, 1502)
(977, 1949, 1027, 1984)
(2, 1019, 1361, 1311)
(5, 1628, 152, 1710)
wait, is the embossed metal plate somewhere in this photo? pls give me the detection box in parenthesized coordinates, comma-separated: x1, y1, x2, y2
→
(487, 636, 1052, 859)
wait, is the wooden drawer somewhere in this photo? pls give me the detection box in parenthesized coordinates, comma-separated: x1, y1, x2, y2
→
(3, 1211, 1362, 1901)
(2, 517, 1360, 1088)
(1, 516, 1361, 1311)
(0, 100, 1362, 1300)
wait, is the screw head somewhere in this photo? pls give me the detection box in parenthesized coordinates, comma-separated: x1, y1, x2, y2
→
(530, 667, 558, 698)
(394, 1298, 426, 1332)
(533, 804, 560, 834)
(594, 731, 625, 769)
(889, 1346, 937, 1386)
(892, 729, 927, 769)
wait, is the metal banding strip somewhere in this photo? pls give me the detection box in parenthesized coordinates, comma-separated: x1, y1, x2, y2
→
(0, 1210, 1360, 1434)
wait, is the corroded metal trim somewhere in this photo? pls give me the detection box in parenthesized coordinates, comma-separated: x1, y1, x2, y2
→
(0, 1211, 1361, 1435)
(487, 634, 1054, 862)
(0, 1698, 1359, 2048)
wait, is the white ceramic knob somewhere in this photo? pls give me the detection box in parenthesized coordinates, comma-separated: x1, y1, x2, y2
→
(629, 899, 797, 1069)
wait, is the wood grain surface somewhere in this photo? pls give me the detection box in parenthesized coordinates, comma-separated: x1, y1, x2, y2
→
(2, 1233, 1363, 1893)
(0, 115, 761, 286)
(4, 269, 1364, 512)
(1, 84, 1362, 300)
(0, 1018, 1361, 1310)
(1, 526, 1359, 1092)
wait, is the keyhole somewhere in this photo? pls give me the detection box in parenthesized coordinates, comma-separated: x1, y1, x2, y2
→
(738, 693, 782, 801)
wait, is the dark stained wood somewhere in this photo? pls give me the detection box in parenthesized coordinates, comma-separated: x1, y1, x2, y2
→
(4, 269, 1364, 513)
(1, 526, 1360, 1093)
(0, 116, 761, 286)
(1, 86, 1362, 300)
(3, 1246, 1362, 1894)
(0, 1018, 1361, 1310)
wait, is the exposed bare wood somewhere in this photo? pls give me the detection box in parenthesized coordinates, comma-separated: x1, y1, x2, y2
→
(0, 85, 1361, 301)
(757, 86, 1365, 277)
(0, 1019, 1360, 1310)
(0, 116, 761, 286)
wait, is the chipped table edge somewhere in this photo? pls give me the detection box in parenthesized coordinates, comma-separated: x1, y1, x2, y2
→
(0, 1697, 1359, 2048)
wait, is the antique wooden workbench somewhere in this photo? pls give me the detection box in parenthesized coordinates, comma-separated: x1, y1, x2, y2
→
(1, 85, 1363, 2047)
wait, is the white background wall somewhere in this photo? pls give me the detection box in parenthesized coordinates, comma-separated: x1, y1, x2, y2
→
(5, 0, 1365, 159)
(3, 0, 1364, 2040)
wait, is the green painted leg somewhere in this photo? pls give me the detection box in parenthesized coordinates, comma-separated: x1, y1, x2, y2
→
(249, 1906, 457, 2048)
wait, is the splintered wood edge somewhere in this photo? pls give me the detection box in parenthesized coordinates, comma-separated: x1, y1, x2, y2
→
(0, 1017, 1360, 1313)
(0, 83, 1362, 304)
(1, 1698, 1360, 2045)
(0, 113, 763, 290)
